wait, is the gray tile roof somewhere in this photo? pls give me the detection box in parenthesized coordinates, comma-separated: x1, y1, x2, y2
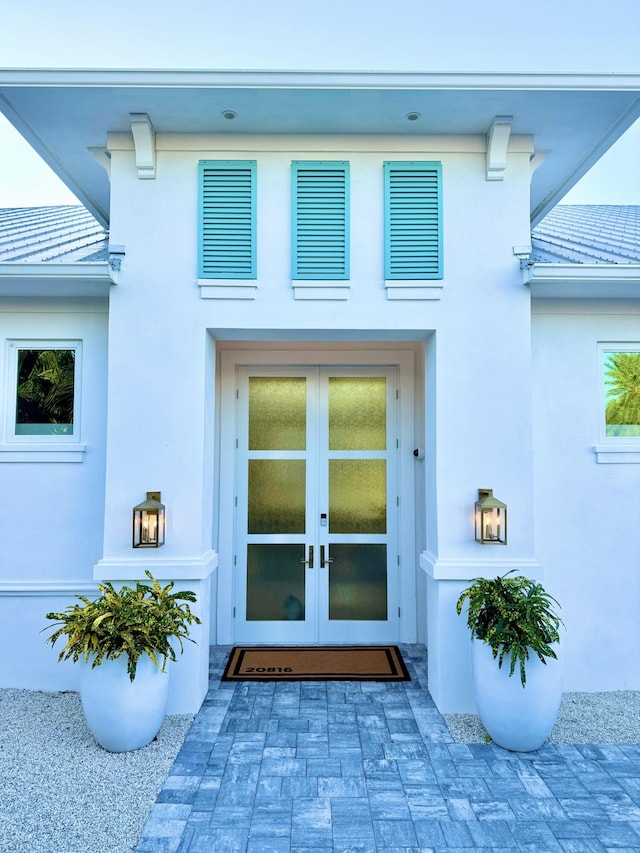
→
(531, 205, 640, 264)
(0, 206, 109, 263)
(0, 203, 638, 269)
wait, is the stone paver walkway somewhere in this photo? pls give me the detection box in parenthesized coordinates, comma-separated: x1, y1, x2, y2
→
(135, 645, 640, 852)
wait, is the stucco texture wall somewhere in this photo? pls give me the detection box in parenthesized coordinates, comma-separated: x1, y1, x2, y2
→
(0, 299, 108, 689)
(532, 301, 640, 692)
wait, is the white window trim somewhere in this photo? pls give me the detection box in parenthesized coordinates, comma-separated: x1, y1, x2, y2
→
(1, 339, 85, 462)
(197, 279, 258, 300)
(594, 342, 640, 464)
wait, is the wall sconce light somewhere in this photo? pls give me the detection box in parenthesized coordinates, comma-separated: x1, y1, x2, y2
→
(475, 489, 507, 545)
(132, 491, 166, 548)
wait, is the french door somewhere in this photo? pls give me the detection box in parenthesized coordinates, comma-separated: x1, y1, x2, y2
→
(233, 366, 399, 643)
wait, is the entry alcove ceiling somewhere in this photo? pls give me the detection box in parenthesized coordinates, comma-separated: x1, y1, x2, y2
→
(1, 68, 640, 228)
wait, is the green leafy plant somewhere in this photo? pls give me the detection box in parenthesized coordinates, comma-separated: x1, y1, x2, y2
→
(456, 571, 562, 687)
(17, 349, 75, 427)
(44, 571, 201, 681)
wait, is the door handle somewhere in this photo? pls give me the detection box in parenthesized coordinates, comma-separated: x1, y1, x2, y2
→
(301, 545, 314, 569)
(320, 545, 333, 568)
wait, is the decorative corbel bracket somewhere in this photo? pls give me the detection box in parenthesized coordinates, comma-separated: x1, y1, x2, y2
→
(130, 113, 156, 180)
(108, 244, 126, 284)
(486, 116, 512, 181)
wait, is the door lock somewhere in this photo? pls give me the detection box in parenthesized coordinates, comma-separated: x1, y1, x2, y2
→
(320, 545, 333, 568)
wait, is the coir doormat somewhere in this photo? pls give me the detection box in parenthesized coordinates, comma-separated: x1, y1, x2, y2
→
(221, 645, 410, 682)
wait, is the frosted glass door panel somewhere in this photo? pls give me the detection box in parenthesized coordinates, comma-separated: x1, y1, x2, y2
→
(321, 371, 395, 640)
(328, 377, 386, 450)
(329, 459, 386, 533)
(249, 377, 307, 450)
(235, 366, 398, 644)
(248, 460, 306, 533)
(328, 544, 388, 621)
(247, 544, 306, 621)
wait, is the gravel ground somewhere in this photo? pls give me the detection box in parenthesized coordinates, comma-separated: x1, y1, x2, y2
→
(445, 690, 640, 744)
(0, 689, 193, 853)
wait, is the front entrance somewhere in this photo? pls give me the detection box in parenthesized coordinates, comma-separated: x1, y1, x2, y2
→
(216, 346, 418, 646)
(233, 366, 399, 643)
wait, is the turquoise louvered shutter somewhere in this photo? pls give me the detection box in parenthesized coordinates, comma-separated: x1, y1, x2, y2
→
(384, 161, 442, 280)
(292, 161, 349, 280)
(199, 160, 256, 279)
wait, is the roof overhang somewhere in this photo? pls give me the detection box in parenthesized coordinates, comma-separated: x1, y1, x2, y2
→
(526, 262, 640, 299)
(0, 262, 114, 297)
(2, 69, 640, 228)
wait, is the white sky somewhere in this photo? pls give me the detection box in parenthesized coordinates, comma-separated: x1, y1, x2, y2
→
(1, 0, 639, 207)
(561, 120, 640, 205)
(2, 0, 640, 73)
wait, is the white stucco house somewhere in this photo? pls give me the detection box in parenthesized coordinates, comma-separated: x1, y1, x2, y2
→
(1, 65, 640, 715)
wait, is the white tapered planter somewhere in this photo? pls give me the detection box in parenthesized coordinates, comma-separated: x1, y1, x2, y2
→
(80, 654, 170, 752)
(471, 639, 562, 752)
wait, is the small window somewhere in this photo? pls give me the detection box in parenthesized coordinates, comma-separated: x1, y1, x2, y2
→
(602, 347, 640, 438)
(602, 346, 640, 438)
(594, 344, 640, 463)
(7, 342, 81, 442)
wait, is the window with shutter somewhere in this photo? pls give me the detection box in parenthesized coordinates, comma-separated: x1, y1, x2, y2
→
(384, 161, 442, 280)
(199, 160, 256, 279)
(292, 161, 349, 280)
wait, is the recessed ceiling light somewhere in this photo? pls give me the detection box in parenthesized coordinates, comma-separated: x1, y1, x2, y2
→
(222, 110, 237, 120)
(405, 112, 421, 122)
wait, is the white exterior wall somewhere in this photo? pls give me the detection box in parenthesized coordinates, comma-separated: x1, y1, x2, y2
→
(96, 131, 536, 713)
(4, 130, 601, 715)
(532, 300, 640, 692)
(0, 298, 108, 690)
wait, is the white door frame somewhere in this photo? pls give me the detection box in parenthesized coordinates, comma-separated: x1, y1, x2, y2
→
(216, 348, 417, 645)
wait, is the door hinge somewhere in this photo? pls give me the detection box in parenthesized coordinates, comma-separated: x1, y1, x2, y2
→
(396, 389, 399, 400)
(234, 555, 237, 565)
(235, 496, 238, 507)
(235, 438, 238, 448)
(236, 389, 239, 399)
(396, 496, 400, 507)
(233, 607, 236, 618)
(398, 607, 401, 617)
(397, 554, 400, 566)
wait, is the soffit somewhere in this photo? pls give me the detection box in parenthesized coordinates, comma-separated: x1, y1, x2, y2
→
(1, 69, 640, 228)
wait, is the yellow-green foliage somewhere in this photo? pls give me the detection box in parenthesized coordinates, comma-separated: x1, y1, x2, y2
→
(44, 571, 201, 681)
(456, 571, 562, 687)
(605, 351, 640, 426)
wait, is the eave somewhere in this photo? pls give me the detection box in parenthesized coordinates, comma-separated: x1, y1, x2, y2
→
(0, 262, 115, 298)
(3, 68, 640, 90)
(525, 263, 640, 299)
(2, 67, 640, 228)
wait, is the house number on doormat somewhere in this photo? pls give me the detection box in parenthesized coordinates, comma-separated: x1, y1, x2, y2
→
(244, 666, 294, 673)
